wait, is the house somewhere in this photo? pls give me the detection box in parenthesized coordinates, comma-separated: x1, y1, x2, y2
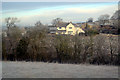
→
(49, 22, 85, 35)
(77, 22, 99, 31)
(49, 25, 57, 34)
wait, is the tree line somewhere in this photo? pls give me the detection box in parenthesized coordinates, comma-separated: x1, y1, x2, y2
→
(2, 17, 120, 65)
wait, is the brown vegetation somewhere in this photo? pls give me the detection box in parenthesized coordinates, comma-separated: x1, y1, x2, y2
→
(2, 17, 120, 65)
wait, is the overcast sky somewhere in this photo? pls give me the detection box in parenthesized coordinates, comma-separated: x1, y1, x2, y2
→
(2, 2, 118, 26)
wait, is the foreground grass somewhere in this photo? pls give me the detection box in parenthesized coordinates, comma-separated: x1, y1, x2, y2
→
(2, 61, 118, 78)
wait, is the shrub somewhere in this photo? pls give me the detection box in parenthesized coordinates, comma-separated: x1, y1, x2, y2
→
(85, 29, 99, 36)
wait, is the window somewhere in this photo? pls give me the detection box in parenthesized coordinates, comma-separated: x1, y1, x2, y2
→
(69, 27, 72, 29)
(68, 31, 73, 34)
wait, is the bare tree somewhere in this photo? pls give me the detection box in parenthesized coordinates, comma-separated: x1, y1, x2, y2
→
(5, 17, 20, 36)
(93, 35, 109, 64)
(107, 35, 118, 64)
(98, 14, 110, 26)
(3, 17, 22, 60)
(52, 18, 63, 26)
(87, 17, 93, 22)
(35, 21, 42, 27)
(112, 20, 119, 29)
(34, 21, 49, 32)
(5, 17, 19, 29)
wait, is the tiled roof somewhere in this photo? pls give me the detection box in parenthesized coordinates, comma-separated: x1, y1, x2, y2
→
(72, 23, 82, 27)
(56, 22, 82, 28)
(56, 22, 69, 27)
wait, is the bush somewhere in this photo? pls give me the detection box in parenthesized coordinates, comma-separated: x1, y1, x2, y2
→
(54, 35, 73, 63)
(85, 29, 99, 36)
(16, 37, 29, 60)
(2, 27, 119, 65)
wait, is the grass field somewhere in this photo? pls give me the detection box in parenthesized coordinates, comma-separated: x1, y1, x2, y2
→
(2, 61, 118, 78)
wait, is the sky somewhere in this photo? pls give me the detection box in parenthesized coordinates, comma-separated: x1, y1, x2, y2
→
(1, 2, 118, 27)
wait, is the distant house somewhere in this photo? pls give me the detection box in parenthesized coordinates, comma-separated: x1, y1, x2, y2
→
(49, 25, 57, 34)
(87, 22, 95, 28)
(78, 22, 99, 30)
(49, 22, 85, 35)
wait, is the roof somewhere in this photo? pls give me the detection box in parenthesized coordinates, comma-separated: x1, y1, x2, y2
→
(56, 22, 69, 27)
(56, 22, 82, 28)
(73, 23, 82, 27)
(48, 25, 56, 27)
